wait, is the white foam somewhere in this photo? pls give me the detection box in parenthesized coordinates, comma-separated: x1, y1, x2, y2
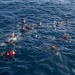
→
(8, 37, 18, 41)
(0, 43, 6, 46)
(8, 35, 21, 41)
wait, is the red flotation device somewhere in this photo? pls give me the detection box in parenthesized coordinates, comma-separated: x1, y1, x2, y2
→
(5, 50, 16, 58)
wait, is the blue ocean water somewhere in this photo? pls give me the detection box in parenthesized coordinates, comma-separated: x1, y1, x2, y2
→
(0, 0, 75, 75)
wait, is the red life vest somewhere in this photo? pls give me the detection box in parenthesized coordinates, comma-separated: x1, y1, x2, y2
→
(5, 50, 16, 58)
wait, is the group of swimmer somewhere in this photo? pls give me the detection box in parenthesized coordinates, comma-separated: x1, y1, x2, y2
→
(53, 19, 68, 28)
(20, 19, 69, 53)
(0, 18, 69, 60)
(50, 32, 68, 52)
(51, 19, 68, 52)
(0, 32, 16, 60)
(0, 19, 33, 60)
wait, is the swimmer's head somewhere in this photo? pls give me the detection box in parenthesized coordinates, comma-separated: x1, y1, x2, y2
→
(10, 32, 15, 37)
(65, 19, 68, 24)
(11, 50, 16, 55)
(22, 19, 26, 24)
(51, 44, 56, 49)
(38, 22, 42, 26)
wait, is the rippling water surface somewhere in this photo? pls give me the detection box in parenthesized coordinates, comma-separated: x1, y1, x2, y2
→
(0, 0, 75, 75)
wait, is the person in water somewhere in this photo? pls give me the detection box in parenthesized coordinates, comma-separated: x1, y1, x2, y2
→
(63, 33, 68, 42)
(22, 19, 26, 24)
(0, 50, 16, 59)
(38, 22, 42, 26)
(51, 44, 56, 49)
(50, 44, 59, 52)
(5, 40, 12, 44)
(65, 19, 68, 25)
(20, 27, 26, 32)
(5, 40, 16, 46)
(54, 22, 59, 28)
(56, 22, 59, 27)
(26, 24, 31, 30)
(5, 50, 16, 58)
(9, 32, 15, 38)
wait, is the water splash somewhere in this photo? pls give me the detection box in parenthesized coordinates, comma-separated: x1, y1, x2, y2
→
(0, 43, 7, 46)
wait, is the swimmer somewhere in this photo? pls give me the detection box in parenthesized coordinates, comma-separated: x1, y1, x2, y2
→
(22, 19, 26, 24)
(63, 33, 68, 42)
(38, 22, 42, 26)
(65, 19, 68, 25)
(5, 40, 12, 44)
(55, 22, 59, 27)
(51, 44, 56, 49)
(20, 27, 26, 32)
(9, 32, 15, 38)
(5, 40, 16, 46)
(50, 44, 59, 52)
(26, 24, 31, 30)
(5, 50, 16, 58)
(54, 22, 59, 28)
(0, 50, 16, 59)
